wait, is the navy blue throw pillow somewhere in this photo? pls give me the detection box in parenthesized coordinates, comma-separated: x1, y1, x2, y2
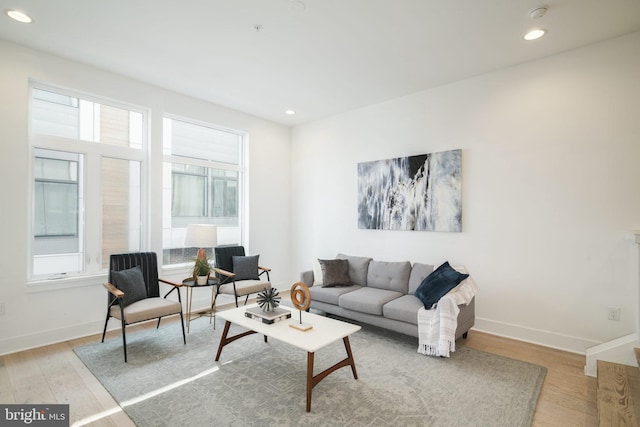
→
(414, 262, 469, 310)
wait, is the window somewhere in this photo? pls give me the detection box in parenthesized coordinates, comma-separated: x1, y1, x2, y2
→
(29, 84, 146, 279)
(162, 117, 245, 265)
(34, 151, 80, 238)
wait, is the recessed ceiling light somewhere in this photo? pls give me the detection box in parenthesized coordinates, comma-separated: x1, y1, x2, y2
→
(523, 29, 546, 41)
(285, 110, 296, 115)
(5, 9, 32, 23)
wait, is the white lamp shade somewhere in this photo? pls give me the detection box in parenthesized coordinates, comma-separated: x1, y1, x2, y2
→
(184, 224, 218, 248)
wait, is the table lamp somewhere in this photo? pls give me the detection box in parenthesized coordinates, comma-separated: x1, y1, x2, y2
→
(184, 224, 218, 262)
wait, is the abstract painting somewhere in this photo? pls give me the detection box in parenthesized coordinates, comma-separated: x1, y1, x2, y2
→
(357, 149, 462, 232)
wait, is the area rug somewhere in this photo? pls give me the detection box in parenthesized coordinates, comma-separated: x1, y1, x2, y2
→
(74, 318, 545, 426)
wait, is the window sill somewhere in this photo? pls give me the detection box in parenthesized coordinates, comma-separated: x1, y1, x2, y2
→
(27, 265, 194, 293)
(27, 273, 106, 293)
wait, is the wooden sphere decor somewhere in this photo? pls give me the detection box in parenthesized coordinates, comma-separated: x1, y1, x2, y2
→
(290, 282, 311, 311)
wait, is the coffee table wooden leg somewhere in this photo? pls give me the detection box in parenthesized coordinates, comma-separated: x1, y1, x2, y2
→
(305, 336, 359, 412)
(215, 320, 259, 362)
(306, 351, 315, 412)
(343, 336, 358, 379)
(215, 320, 232, 361)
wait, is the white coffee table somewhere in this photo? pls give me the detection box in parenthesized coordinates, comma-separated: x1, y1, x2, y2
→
(215, 303, 361, 412)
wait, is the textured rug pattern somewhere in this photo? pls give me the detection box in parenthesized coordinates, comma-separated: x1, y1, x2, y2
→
(74, 318, 545, 426)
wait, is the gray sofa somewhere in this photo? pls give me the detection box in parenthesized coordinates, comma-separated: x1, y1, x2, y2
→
(300, 254, 475, 340)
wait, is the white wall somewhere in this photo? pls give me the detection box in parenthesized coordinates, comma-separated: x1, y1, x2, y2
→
(0, 40, 291, 355)
(290, 32, 640, 353)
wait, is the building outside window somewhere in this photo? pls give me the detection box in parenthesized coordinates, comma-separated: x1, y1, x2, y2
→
(162, 117, 245, 266)
(29, 85, 146, 279)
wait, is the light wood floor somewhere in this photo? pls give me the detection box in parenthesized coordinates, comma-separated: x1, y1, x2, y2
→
(461, 331, 597, 426)
(0, 319, 597, 426)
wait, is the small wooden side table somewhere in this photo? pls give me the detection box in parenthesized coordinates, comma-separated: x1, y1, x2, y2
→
(182, 278, 219, 332)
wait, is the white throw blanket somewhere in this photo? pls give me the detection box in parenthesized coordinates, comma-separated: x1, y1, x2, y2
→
(417, 274, 478, 357)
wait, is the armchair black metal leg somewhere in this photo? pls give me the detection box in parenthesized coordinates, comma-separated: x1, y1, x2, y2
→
(101, 314, 110, 343)
(121, 317, 128, 363)
(232, 283, 239, 307)
(244, 295, 249, 305)
(118, 304, 128, 363)
(157, 317, 162, 329)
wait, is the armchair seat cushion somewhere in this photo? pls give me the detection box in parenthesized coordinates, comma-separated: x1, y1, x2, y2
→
(218, 280, 271, 297)
(110, 297, 182, 324)
(339, 288, 403, 316)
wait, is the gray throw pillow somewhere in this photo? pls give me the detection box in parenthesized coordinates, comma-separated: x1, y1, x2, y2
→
(111, 266, 147, 307)
(318, 259, 352, 287)
(232, 255, 260, 280)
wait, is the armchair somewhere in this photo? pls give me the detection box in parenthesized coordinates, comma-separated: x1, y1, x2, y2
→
(213, 245, 271, 307)
(101, 252, 186, 362)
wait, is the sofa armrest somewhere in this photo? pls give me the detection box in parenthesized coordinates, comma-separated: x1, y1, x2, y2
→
(300, 270, 314, 287)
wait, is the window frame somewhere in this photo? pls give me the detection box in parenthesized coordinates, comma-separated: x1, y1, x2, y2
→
(27, 82, 149, 285)
(162, 114, 247, 268)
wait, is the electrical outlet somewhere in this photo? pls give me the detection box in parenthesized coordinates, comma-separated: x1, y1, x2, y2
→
(607, 306, 620, 321)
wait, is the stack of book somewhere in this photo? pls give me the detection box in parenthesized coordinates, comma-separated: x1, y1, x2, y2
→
(245, 307, 291, 324)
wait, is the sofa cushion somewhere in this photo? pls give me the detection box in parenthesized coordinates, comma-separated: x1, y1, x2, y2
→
(336, 254, 372, 287)
(318, 258, 352, 287)
(366, 260, 411, 293)
(383, 294, 423, 325)
(309, 284, 361, 305)
(408, 263, 434, 295)
(339, 287, 403, 315)
(415, 262, 469, 309)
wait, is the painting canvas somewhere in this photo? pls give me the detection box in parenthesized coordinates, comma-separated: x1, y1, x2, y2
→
(357, 149, 462, 232)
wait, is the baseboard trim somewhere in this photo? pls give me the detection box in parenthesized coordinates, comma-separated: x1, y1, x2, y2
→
(473, 317, 600, 355)
(0, 320, 106, 357)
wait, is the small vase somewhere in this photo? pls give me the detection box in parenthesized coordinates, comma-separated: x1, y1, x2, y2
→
(197, 275, 208, 285)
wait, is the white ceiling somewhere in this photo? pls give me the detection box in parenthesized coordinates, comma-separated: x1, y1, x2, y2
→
(1, 0, 640, 126)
